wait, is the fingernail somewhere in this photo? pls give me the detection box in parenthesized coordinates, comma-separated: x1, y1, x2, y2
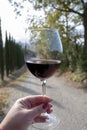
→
(43, 103, 48, 109)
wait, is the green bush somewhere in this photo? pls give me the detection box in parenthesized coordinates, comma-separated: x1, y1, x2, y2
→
(79, 48, 87, 72)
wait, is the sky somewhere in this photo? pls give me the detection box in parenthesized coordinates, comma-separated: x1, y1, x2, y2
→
(0, 0, 45, 43)
(0, 0, 28, 42)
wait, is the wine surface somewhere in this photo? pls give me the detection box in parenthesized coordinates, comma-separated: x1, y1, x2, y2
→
(26, 59, 61, 79)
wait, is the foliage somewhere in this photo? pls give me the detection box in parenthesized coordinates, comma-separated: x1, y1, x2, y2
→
(0, 90, 8, 115)
(8, 0, 87, 74)
(79, 48, 87, 72)
(71, 72, 87, 82)
(0, 18, 25, 80)
(5, 32, 25, 77)
(0, 18, 4, 80)
(5, 31, 10, 76)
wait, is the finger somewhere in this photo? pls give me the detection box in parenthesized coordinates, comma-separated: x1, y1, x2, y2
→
(33, 115, 47, 123)
(47, 108, 53, 114)
(27, 103, 52, 120)
(33, 106, 53, 123)
(44, 104, 53, 114)
(34, 109, 53, 123)
(22, 95, 52, 108)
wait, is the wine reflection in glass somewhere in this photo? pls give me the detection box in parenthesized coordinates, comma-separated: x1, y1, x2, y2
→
(24, 28, 63, 130)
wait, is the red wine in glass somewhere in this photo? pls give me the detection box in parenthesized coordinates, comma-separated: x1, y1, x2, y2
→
(26, 59, 61, 80)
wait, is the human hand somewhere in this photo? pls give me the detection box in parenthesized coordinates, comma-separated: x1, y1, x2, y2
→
(0, 95, 53, 130)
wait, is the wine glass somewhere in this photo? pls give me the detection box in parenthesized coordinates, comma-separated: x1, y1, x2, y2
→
(24, 28, 63, 130)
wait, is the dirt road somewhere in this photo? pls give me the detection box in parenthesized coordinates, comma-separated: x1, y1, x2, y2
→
(6, 72, 87, 130)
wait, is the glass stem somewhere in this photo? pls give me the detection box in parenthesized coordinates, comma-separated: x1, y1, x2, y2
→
(41, 80, 46, 95)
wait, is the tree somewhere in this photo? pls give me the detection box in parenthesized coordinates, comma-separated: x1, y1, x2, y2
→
(0, 18, 4, 80)
(8, 0, 85, 46)
(30, 0, 87, 72)
(9, 0, 87, 46)
(16, 43, 24, 68)
(5, 31, 10, 76)
(8, 0, 87, 72)
(5, 31, 25, 76)
(42, 5, 83, 71)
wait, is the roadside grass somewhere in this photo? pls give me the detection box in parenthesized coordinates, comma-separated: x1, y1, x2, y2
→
(0, 66, 27, 116)
(17, 71, 29, 81)
(71, 72, 87, 82)
(0, 88, 9, 116)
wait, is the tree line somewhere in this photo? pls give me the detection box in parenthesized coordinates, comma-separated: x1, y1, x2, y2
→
(0, 18, 24, 81)
(8, 0, 87, 74)
(28, 0, 87, 73)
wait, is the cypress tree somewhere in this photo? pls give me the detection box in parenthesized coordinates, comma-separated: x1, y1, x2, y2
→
(8, 33, 13, 73)
(5, 31, 9, 76)
(15, 43, 24, 69)
(0, 18, 4, 80)
(8, 34, 15, 73)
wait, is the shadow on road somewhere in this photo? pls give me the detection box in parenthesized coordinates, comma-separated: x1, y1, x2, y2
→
(9, 82, 65, 110)
(9, 83, 40, 95)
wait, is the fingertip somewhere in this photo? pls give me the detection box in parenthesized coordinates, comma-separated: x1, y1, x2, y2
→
(43, 95, 53, 101)
(47, 109, 53, 114)
(42, 96, 53, 103)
